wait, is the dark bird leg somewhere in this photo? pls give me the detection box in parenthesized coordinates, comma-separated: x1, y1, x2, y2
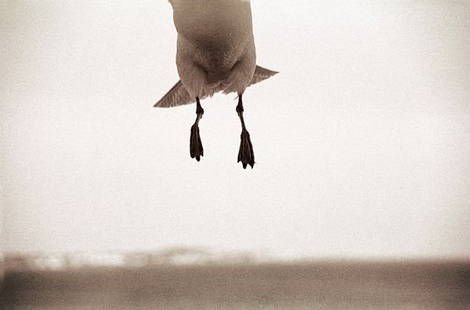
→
(190, 97, 204, 161)
(236, 94, 255, 169)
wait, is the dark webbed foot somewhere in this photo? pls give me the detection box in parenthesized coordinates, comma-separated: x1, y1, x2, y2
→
(238, 129, 255, 169)
(190, 97, 204, 162)
(190, 123, 203, 161)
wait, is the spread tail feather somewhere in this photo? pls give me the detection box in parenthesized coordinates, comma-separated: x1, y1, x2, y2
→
(154, 65, 278, 108)
(249, 65, 278, 86)
(154, 80, 194, 108)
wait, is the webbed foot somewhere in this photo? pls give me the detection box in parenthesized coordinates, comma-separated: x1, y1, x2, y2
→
(190, 123, 203, 161)
(238, 129, 255, 169)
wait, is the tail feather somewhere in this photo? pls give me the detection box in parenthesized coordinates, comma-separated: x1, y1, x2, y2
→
(249, 65, 278, 86)
(154, 65, 278, 108)
(154, 80, 194, 108)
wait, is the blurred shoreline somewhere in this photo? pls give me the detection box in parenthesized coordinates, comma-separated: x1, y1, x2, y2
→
(3, 248, 266, 272)
(4, 248, 470, 272)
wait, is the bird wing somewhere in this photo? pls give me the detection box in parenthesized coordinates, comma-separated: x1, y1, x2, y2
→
(154, 80, 194, 108)
(249, 65, 279, 86)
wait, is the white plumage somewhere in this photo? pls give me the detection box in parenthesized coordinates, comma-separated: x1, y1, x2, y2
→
(155, 0, 277, 107)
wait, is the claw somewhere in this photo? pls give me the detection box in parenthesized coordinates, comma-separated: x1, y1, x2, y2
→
(190, 123, 203, 161)
(238, 129, 255, 169)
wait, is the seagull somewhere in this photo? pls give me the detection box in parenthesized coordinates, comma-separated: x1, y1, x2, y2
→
(154, 0, 278, 169)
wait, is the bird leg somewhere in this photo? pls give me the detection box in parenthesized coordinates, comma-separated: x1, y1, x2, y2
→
(190, 97, 204, 161)
(236, 94, 255, 169)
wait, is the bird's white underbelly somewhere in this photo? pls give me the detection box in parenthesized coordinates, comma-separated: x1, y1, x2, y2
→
(179, 33, 251, 80)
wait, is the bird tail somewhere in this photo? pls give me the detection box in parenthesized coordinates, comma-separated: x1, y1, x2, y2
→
(249, 65, 279, 86)
(154, 80, 194, 108)
(154, 65, 278, 108)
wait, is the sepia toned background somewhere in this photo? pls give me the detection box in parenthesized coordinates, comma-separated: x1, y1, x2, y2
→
(1, 0, 470, 309)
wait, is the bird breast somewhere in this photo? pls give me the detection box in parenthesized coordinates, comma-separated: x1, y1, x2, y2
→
(173, 0, 254, 80)
(171, 0, 253, 49)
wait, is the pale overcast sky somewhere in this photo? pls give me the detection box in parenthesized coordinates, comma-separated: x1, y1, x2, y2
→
(1, 0, 469, 259)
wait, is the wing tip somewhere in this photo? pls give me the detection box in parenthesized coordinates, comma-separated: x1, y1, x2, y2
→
(153, 80, 193, 108)
(260, 66, 279, 76)
(153, 101, 166, 108)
